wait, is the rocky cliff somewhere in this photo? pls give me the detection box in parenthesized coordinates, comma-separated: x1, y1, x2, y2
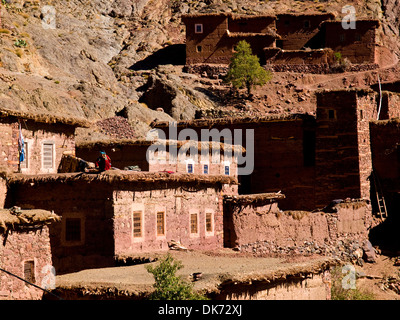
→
(0, 0, 399, 141)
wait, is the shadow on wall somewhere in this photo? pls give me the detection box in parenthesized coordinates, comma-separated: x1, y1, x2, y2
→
(130, 44, 186, 71)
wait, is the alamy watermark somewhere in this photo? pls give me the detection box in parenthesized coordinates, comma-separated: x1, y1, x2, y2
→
(342, 5, 356, 30)
(145, 124, 255, 176)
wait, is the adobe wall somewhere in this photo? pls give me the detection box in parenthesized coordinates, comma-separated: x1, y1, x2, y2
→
(379, 92, 400, 120)
(8, 181, 115, 274)
(226, 200, 373, 256)
(0, 227, 52, 300)
(113, 186, 223, 256)
(275, 14, 332, 50)
(370, 120, 400, 181)
(155, 118, 316, 210)
(184, 15, 230, 65)
(315, 91, 376, 208)
(218, 272, 331, 300)
(227, 16, 275, 34)
(323, 22, 377, 64)
(0, 119, 75, 174)
(0, 177, 7, 209)
(264, 48, 334, 65)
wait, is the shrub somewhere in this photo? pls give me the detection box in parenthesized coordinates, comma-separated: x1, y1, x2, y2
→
(146, 254, 208, 300)
(330, 266, 375, 300)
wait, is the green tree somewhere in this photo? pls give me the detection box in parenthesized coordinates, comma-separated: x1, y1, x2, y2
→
(226, 40, 272, 97)
(146, 254, 207, 300)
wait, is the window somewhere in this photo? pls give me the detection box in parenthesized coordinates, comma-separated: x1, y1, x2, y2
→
(23, 260, 35, 285)
(224, 165, 230, 175)
(190, 213, 198, 234)
(203, 164, 209, 174)
(196, 45, 202, 53)
(156, 212, 165, 236)
(65, 218, 81, 242)
(186, 160, 194, 173)
(360, 109, 364, 120)
(20, 141, 28, 169)
(133, 211, 143, 238)
(42, 142, 54, 169)
(195, 24, 203, 34)
(328, 109, 336, 120)
(205, 212, 213, 233)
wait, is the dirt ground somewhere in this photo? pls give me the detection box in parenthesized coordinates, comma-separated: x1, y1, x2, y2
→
(354, 253, 400, 300)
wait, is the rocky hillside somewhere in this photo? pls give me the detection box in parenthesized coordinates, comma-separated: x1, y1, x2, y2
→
(0, 0, 400, 141)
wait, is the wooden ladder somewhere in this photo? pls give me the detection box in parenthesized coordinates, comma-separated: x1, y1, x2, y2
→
(372, 171, 388, 221)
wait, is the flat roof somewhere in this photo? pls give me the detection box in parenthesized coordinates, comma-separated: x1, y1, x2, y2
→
(152, 114, 314, 128)
(54, 250, 337, 297)
(0, 107, 92, 128)
(6, 170, 238, 186)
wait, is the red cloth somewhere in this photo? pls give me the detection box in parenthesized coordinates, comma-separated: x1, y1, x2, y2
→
(96, 155, 111, 171)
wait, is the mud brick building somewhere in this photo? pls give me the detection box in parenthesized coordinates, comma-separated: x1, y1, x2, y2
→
(0, 208, 60, 300)
(0, 108, 90, 174)
(3, 171, 237, 274)
(275, 13, 335, 50)
(183, 12, 381, 70)
(314, 89, 378, 208)
(319, 20, 380, 64)
(75, 139, 244, 177)
(182, 13, 277, 65)
(153, 114, 317, 210)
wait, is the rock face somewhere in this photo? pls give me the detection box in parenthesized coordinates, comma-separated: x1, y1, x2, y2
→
(0, 0, 399, 141)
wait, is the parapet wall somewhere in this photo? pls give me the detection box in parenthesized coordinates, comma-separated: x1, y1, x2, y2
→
(225, 199, 374, 258)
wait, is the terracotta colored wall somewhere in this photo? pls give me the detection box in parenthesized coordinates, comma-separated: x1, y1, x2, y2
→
(0, 119, 76, 174)
(0, 227, 52, 300)
(323, 22, 377, 64)
(8, 181, 115, 274)
(184, 15, 230, 64)
(315, 91, 376, 208)
(113, 186, 224, 256)
(227, 16, 275, 34)
(370, 120, 400, 181)
(8, 179, 229, 273)
(225, 201, 372, 249)
(156, 118, 316, 210)
(275, 14, 332, 50)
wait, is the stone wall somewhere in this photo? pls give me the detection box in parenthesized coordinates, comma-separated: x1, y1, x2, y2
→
(315, 90, 377, 208)
(113, 186, 224, 256)
(225, 200, 373, 259)
(322, 21, 378, 64)
(0, 227, 52, 300)
(0, 118, 76, 174)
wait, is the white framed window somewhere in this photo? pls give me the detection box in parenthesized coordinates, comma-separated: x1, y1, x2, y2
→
(156, 211, 166, 237)
(42, 141, 55, 169)
(195, 24, 203, 34)
(203, 163, 209, 174)
(190, 212, 199, 237)
(133, 211, 143, 239)
(223, 161, 230, 175)
(186, 159, 195, 174)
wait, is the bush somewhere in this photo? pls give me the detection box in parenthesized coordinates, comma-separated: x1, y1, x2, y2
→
(146, 254, 208, 300)
(330, 266, 375, 300)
